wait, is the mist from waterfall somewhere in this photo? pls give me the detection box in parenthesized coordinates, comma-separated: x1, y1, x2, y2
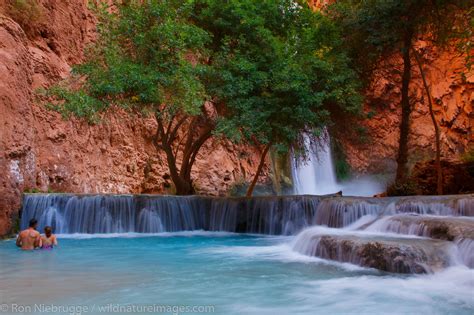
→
(291, 132, 385, 197)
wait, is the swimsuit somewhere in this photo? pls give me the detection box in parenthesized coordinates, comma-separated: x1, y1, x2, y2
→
(42, 244, 53, 250)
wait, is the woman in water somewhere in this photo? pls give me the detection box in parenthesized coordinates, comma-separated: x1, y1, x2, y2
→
(41, 226, 58, 249)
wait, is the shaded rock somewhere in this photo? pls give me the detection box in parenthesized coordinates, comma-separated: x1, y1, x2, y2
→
(293, 228, 453, 273)
(410, 160, 474, 195)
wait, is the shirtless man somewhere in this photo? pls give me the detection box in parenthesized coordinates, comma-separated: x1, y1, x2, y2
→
(16, 218, 41, 250)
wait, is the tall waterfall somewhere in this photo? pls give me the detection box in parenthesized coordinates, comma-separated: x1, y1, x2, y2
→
(291, 132, 385, 196)
(291, 133, 341, 195)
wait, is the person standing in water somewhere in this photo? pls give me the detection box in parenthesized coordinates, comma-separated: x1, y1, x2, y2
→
(16, 218, 41, 250)
(41, 226, 58, 249)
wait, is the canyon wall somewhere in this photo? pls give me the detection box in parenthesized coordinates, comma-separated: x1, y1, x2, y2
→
(0, 1, 472, 235)
(0, 1, 267, 236)
(342, 43, 473, 174)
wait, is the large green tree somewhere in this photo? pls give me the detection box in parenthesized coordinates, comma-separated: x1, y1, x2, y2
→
(329, 0, 473, 190)
(194, 0, 361, 196)
(45, 0, 361, 196)
(45, 0, 213, 195)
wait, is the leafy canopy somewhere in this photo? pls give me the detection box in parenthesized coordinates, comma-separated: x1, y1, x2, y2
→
(194, 0, 361, 153)
(44, 0, 362, 156)
(328, 0, 474, 79)
(44, 0, 211, 122)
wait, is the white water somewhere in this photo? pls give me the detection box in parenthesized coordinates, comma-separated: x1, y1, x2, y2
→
(291, 132, 385, 196)
(290, 215, 473, 272)
(292, 133, 341, 195)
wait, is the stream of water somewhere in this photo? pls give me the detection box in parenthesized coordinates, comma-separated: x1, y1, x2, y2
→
(2, 193, 472, 314)
(1, 232, 473, 315)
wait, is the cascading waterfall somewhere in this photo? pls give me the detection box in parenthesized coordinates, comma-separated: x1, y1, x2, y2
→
(291, 133, 340, 195)
(291, 131, 385, 197)
(291, 226, 457, 273)
(20, 193, 474, 272)
(290, 199, 474, 272)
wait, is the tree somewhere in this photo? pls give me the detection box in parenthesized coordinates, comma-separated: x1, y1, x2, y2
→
(44, 0, 213, 195)
(413, 49, 443, 195)
(329, 0, 473, 187)
(194, 0, 362, 196)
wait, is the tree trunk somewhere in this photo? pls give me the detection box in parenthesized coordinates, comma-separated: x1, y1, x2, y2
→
(246, 143, 271, 197)
(153, 113, 212, 196)
(413, 49, 443, 195)
(174, 178, 195, 195)
(395, 33, 413, 183)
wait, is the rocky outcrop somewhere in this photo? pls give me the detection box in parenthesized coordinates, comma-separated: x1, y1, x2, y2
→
(292, 227, 454, 273)
(363, 214, 474, 267)
(364, 214, 474, 240)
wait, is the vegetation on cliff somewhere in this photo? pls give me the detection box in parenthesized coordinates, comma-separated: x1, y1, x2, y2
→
(43, 0, 361, 196)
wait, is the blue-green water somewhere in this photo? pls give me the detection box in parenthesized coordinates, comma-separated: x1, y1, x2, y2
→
(1, 232, 473, 315)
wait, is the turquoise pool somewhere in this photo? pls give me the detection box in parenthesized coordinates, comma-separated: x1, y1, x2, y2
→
(1, 232, 473, 315)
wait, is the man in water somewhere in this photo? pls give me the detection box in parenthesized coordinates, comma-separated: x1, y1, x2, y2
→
(16, 218, 41, 250)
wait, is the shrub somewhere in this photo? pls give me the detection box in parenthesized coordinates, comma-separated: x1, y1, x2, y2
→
(461, 146, 474, 163)
(386, 179, 419, 196)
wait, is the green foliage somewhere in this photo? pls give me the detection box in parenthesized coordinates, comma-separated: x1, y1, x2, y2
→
(23, 187, 59, 194)
(24, 187, 41, 194)
(331, 139, 351, 180)
(43, 0, 365, 194)
(386, 179, 419, 196)
(194, 0, 362, 152)
(7, 0, 44, 37)
(456, 7, 474, 70)
(461, 146, 474, 163)
(328, 0, 473, 81)
(45, 0, 211, 122)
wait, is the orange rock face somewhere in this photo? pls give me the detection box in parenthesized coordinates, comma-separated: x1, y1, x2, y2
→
(341, 44, 473, 174)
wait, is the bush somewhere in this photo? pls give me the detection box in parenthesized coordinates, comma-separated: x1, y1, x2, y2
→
(7, 0, 44, 37)
(461, 146, 474, 163)
(24, 187, 41, 194)
(331, 139, 351, 181)
(386, 179, 419, 196)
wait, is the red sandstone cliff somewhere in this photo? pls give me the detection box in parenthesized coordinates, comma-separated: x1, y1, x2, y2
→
(0, 1, 267, 235)
(0, 1, 472, 236)
(343, 43, 473, 174)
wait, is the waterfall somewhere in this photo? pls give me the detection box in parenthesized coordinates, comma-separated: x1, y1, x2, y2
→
(290, 226, 456, 273)
(21, 194, 472, 234)
(291, 132, 385, 197)
(20, 193, 473, 272)
(291, 133, 341, 195)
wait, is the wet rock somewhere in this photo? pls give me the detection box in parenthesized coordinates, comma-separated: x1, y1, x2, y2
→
(365, 214, 474, 241)
(293, 229, 453, 273)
